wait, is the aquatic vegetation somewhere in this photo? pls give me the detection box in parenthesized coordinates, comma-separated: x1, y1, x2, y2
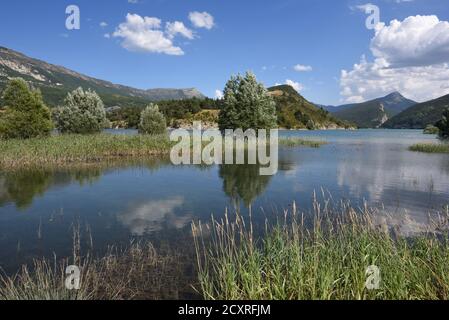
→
(2, 199, 449, 300)
(279, 137, 327, 148)
(423, 125, 439, 135)
(0, 242, 193, 300)
(409, 143, 449, 154)
(192, 199, 449, 300)
(0, 133, 173, 169)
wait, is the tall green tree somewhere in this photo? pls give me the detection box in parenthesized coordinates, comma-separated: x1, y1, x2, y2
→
(54, 87, 109, 134)
(138, 104, 167, 135)
(436, 107, 449, 139)
(218, 72, 277, 132)
(0, 78, 53, 139)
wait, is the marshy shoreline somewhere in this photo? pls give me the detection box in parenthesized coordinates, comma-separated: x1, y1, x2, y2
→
(0, 132, 327, 169)
(409, 143, 449, 154)
(2, 199, 449, 300)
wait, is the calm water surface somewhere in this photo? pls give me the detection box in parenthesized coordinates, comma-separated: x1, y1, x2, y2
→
(1, 129, 448, 272)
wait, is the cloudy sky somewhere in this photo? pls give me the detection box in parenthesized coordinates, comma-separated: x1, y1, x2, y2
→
(0, 0, 448, 105)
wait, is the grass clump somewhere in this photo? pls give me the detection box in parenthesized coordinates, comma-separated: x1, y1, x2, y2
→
(0, 133, 173, 169)
(409, 143, 449, 154)
(279, 137, 327, 148)
(0, 242, 192, 300)
(192, 199, 449, 300)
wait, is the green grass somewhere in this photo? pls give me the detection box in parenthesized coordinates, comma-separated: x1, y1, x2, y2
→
(192, 200, 449, 300)
(0, 133, 173, 168)
(0, 133, 327, 169)
(409, 143, 449, 154)
(2, 199, 449, 300)
(279, 137, 327, 148)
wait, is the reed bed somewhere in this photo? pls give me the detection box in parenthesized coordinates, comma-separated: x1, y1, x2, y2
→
(2, 198, 449, 300)
(0, 241, 192, 300)
(192, 197, 449, 300)
(279, 137, 327, 148)
(409, 143, 449, 154)
(0, 133, 327, 169)
(0, 134, 173, 169)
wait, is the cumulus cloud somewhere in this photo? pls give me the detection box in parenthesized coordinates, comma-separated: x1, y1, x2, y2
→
(113, 13, 184, 55)
(166, 21, 195, 40)
(293, 64, 312, 72)
(189, 11, 215, 29)
(215, 89, 224, 99)
(276, 80, 304, 93)
(371, 15, 449, 68)
(340, 15, 449, 102)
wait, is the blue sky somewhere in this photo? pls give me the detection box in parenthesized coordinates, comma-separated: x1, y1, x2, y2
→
(0, 0, 448, 105)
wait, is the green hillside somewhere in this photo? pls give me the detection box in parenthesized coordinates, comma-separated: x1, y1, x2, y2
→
(333, 101, 391, 128)
(0, 46, 205, 108)
(267, 85, 353, 129)
(382, 94, 449, 129)
(331, 92, 416, 128)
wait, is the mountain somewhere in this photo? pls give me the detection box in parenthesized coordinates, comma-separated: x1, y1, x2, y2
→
(330, 92, 416, 128)
(267, 85, 354, 129)
(382, 94, 449, 129)
(0, 46, 205, 108)
(315, 104, 337, 113)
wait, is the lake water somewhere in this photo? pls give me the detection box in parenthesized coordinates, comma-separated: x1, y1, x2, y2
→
(1, 129, 448, 273)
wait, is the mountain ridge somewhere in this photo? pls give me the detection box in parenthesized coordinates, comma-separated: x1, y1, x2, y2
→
(0, 46, 205, 107)
(325, 92, 417, 128)
(382, 93, 449, 129)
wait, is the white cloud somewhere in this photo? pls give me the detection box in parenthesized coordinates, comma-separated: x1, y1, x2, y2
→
(112, 13, 184, 55)
(215, 90, 224, 99)
(166, 21, 194, 40)
(100, 21, 108, 28)
(276, 80, 304, 93)
(118, 197, 188, 235)
(371, 15, 449, 68)
(293, 64, 312, 72)
(340, 15, 449, 102)
(189, 11, 215, 29)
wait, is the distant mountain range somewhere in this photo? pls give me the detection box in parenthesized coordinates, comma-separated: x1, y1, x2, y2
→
(268, 85, 353, 130)
(0, 46, 205, 108)
(382, 94, 449, 129)
(2, 46, 447, 130)
(320, 92, 417, 128)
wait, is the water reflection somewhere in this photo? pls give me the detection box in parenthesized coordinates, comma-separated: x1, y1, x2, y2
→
(119, 197, 190, 235)
(219, 164, 272, 207)
(0, 159, 172, 210)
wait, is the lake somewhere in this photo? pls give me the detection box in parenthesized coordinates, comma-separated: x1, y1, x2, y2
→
(1, 129, 448, 273)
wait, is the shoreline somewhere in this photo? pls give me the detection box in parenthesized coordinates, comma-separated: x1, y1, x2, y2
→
(2, 200, 449, 300)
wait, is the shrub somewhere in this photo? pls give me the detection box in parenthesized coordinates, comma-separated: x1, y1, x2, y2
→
(54, 88, 109, 134)
(423, 124, 439, 135)
(218, 72, 277, 132)
(0, 78, 53, 139)
(138, 104, 167, 135)
(436, 108, 449, 139)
